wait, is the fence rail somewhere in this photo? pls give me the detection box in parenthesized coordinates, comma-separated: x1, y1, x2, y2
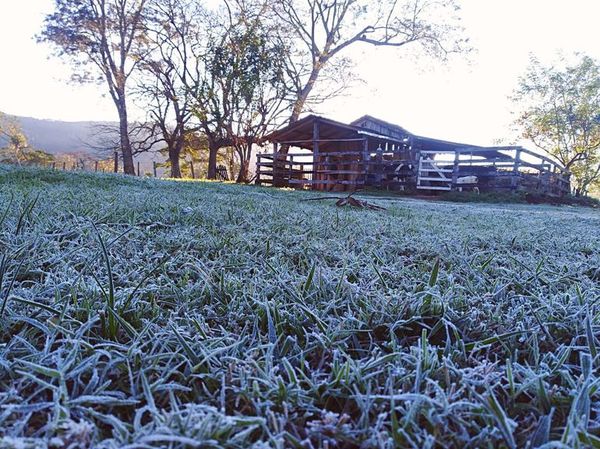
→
(11, 151, 230, 180)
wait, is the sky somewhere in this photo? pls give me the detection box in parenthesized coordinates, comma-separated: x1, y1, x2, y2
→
(1, 0, 600, 147)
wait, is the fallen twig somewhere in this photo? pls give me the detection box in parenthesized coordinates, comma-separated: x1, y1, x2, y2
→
(302, 193, 387, 211)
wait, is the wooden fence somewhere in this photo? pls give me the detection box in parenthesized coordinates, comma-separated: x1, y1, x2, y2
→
(257, 146, 572, 196)
(25, 152, 231, 180)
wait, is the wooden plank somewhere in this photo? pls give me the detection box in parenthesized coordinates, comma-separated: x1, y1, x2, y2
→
(418, 177, 453, 182)
(416, 185, 452, 191)
(362, 159, 413, 165)
(315, 151, 365, 156)
(274, 138, 365, 144)
(421, 161, 452, 179)
(259, 150, 368, 158)
(312, 119, 320, 191)
(288, 179, 365, 185)
(518, 147, 568, 174)
(259, 162, 367, 170)
(314, 170, 365, 175)
(312, 162, 366, 168)
(419, 168, 453, 174)
(420, 150, 457, 155)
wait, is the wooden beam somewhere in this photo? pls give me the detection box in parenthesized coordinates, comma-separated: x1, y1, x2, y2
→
(312, 119, 320, 190)
(511, 148, 521, 190)
(452, 151, 460, 187)
(362, 138, 369, 186)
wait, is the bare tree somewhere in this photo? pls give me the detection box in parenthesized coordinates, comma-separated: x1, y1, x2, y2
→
(86, 122, 162, 171)
(271, 0, 469, 125)
(40, 0, 149, 175)
(139, 0, 205, 178)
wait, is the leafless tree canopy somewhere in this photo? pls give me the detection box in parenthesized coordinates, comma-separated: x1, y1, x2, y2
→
(40, 0, 149, 175)
(271, 0, 469, 123)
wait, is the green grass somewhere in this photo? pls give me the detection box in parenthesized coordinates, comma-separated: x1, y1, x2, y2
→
(0, 165, 599, 448)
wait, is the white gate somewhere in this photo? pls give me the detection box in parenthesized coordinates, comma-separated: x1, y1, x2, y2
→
(416, 151, 455, 191)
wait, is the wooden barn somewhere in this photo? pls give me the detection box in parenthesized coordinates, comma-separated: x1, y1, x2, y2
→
(256, 115, 571, 195)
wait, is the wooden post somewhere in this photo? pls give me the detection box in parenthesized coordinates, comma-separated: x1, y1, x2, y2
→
(94, 161, 99, 172)
(312, 119, 320, 190)
(362, 138, 369, 189)
(137, 161, 140, 177)
(272, 142, 283, 187)
(153, 161, 157, 177)
(113, 151, 119, 173)
(256, 154, 261, 185)
(375, 144, 383, 187)
(452, 150, 460, 188)
(190, 161, 195, 179)
(511, 148, 521, 190)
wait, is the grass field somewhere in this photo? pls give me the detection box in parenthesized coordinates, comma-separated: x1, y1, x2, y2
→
(0, 166, 599, 449)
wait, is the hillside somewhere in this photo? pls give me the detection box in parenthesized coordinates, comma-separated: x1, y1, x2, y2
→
(3, 113, 116, 156)
(1, 113, 161, 173)
(0, 166, 599, 448)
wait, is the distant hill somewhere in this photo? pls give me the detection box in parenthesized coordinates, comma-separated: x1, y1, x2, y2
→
(3, 114, 116, 156)
(1, 113, 161, 174)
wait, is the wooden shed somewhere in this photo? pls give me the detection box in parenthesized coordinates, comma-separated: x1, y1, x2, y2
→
(256, 115, 571, 195)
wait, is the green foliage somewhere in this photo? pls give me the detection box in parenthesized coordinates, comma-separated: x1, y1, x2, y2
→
(514, 55, 600, 196)
(157, 132, 240, 179)
(197, 6, 291, 181)
(0, 114, 54, 166)
(205, 17, 287, 110)
(0, 166, 599, 447)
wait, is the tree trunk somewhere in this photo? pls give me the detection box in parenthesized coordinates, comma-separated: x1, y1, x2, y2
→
(169, 145, 182, 178)
(288, 62, 326, 126)
(117, 100, 135, 175)
(236, 143, 253, 183)
(277, 61, 327, 178)
(207, 142, 219, 179)
(237, 158, 250, 183)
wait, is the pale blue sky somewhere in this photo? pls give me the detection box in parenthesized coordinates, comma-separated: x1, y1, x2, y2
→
(1, 0, 600, 146)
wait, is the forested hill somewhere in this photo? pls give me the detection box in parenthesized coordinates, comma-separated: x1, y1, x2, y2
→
(1, 112, 115, 155)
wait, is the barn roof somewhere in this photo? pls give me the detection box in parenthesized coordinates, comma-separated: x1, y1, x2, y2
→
(266, 114, 409, 147)
(267, 114, 488, 152)
(350, 115, 410, 139)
